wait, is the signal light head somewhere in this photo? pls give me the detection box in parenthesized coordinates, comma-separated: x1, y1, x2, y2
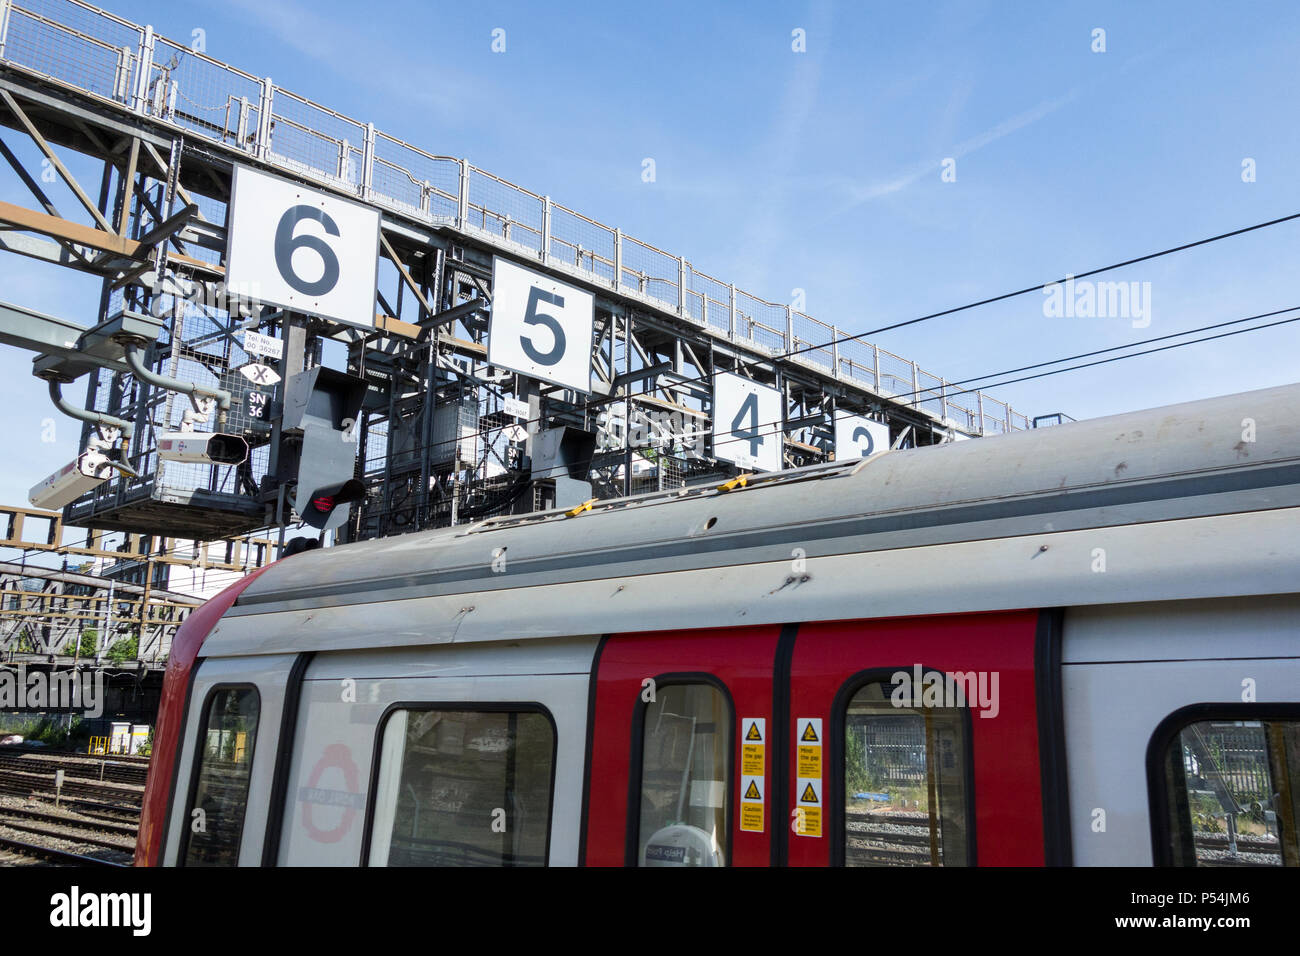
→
(297, 478, 366, 530)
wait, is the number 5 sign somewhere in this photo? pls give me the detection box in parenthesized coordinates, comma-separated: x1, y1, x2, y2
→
(488, 257, 595, 393)
(226, 165, 380, 330)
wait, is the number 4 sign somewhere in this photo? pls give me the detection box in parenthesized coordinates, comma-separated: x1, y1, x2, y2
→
(488, 257, 595, 393)
(713, 372, 783, 472)
(226, 165, 380, 330)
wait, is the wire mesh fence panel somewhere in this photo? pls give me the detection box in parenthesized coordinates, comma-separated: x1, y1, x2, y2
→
(5, 0, 140, 102)
(734, 290, 785, 354)
(981, 397, 1010, 434)
(916, 368, 945, 419)
(268, 87, 366, 189)
(837, 338, 879, 392)
(620, 236, 680, 311)
(792, 312, 834, 372)
(148, 37, 262, 146)
(549, 204, 616, 285)
(944, 394, 979, 432)
(689, 271, 731, 334)
(372, 134, 459, 223)
(467, 166, 543, 254)
(877, 349, 915, 401)
(362, 418, 390, 474)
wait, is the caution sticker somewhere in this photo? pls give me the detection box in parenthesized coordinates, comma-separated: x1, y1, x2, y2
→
(740, 773, 765, 833)
(793, 717, 823, 838)
(741, 718, 766, 776)
(794, 778, 823, 836)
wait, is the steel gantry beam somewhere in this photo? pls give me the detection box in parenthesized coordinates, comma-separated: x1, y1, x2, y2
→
(0, 0, 1030, 546)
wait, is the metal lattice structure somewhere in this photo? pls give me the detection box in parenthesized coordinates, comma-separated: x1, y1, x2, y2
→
(0, 0, 1031, 544)
(0, 560, 198, 665)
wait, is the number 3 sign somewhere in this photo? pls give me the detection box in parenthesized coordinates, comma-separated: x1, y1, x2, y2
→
(226, 165, 380, 329)
(488, 257, 595, 393)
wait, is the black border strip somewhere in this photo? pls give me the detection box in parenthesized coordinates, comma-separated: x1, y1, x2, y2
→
(1034, 608, 1072, 865)
(772, 624, 798, 867)
(260, 651, 315, 866)
(829, 666, 978, 867)
(358, 701, 559, 867)
(624, 672, 736, 867)
(577, 634, 610, 867)
(176, 682, 262, 867)
(1146, 702, 1300, 867)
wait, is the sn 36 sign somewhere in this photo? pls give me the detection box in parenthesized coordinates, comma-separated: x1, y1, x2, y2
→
(226, 166, 381, 330)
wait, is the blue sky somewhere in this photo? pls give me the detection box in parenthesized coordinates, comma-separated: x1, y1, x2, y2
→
(2, 0, 1299, 508)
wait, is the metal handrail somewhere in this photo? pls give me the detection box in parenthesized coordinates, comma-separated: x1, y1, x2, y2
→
(0, 0, 1028, 435)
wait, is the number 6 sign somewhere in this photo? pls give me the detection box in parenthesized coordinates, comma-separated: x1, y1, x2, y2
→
(226, 165, 380, 330)
(488, 256, 595, 393)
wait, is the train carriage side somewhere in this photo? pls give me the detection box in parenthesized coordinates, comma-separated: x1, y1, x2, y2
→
(137, 384, 1300, 867)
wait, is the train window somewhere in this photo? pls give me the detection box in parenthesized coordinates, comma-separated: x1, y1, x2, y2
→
(636, 683, 731, 866)
(841, 679, 972, 866)
(180, 685, 260, 866)
(367, 708, 555, 867)
(1158, 718, 1299, 867)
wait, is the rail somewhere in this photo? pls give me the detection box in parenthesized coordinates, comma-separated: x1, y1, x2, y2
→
(0, 0, 1029, 435)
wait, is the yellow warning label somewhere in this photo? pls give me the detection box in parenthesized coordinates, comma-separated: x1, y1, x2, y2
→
(797, 744, 821, 779)
(741, 802, 764, 832)
(800, 781, 820, 804)
(743, 779, 761, 800)
(799, 807, 822, 836)
(801, 722, 819, 743)
(745, 722, 762, 741)
(742, 743, 764, 776)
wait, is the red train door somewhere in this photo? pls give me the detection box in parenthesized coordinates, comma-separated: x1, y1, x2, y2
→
(584, 610, 1060, 867)
(785, 610, 1049, 866)
(583, 625, 785, 866)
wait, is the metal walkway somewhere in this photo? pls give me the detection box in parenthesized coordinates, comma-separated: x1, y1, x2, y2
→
(0, 0, 1026, 436)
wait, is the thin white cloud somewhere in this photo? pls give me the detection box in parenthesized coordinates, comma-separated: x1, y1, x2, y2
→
(845, 87, 1078, 205)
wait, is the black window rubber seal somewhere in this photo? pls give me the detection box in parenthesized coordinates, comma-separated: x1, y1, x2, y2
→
(829, 665, 977, 867)
(1035, 608, 1072, 866)
(624, 672, 736, 867)
(260, 651, 315, 866)
(1146, 701, 1300, 867)
(358, 700, 559, 867)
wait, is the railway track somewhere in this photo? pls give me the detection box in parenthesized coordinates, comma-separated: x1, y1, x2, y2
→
(0, 834, 127, 867)
(0, 769, 143, 807)
(0, 818, 134, 852)
(0, 752, 148, 786)
(0, 807, 138, 840)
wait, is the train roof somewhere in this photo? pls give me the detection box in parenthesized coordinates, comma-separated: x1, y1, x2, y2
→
(206, 383, 1300, 657)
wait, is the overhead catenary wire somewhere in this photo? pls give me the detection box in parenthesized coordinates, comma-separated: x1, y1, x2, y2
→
(515, 304, 1300, 479)
(412, 209, 1300, 454)
(884, 304, 1300, 402)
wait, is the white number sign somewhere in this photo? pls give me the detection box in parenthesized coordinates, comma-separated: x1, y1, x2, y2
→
(834, 412, 889, 459)
(488, 257, 595, 393)
(713, 373, 783, 472)
(226, 165, 380, 329)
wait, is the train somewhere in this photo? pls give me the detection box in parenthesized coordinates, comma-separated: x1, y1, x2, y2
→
(135, 382, 1300, 866)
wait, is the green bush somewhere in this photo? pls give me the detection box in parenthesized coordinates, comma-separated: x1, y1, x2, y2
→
(105, 634, 140, 663)
(61, 629, 98, 658)
(0, 715, 84, 749)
